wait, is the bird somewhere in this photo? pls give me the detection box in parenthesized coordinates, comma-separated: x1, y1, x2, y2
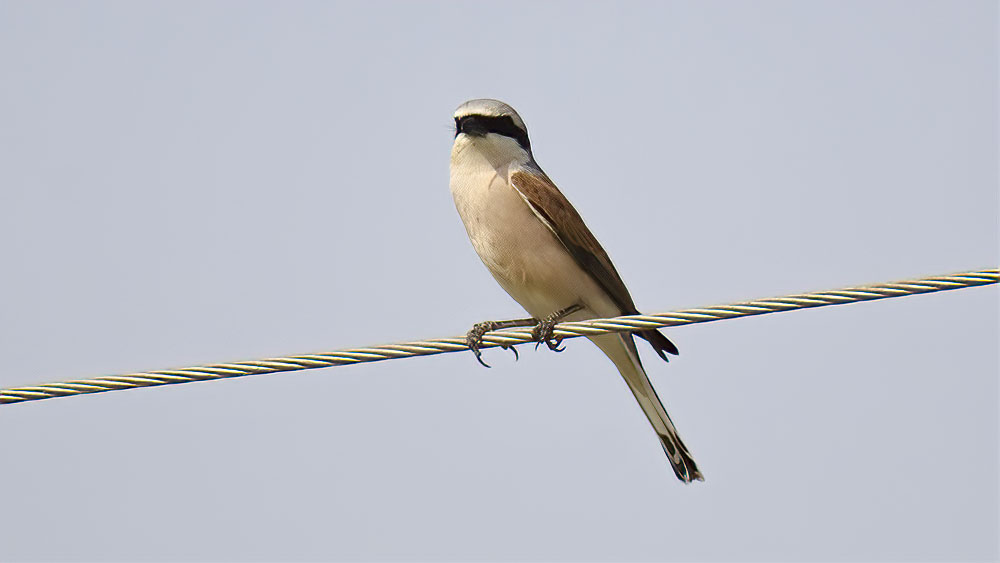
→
(449, 98, 702, 483)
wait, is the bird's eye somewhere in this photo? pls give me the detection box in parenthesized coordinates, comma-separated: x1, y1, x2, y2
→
(454, 117, 461, 137)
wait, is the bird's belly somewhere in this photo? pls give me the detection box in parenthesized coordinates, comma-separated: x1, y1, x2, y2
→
(450, 168, 606, 320)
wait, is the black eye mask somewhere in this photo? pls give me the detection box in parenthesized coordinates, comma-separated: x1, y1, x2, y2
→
(455, 115, 530, 151)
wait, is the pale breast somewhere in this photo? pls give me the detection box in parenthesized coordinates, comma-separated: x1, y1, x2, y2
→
(449, 144, 613, 319)
(450, 153, 544, 284)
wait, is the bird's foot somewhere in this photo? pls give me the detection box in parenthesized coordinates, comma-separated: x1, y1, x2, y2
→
(531, 304, 583, 353)
(465, 318, 535, 368)
(532, 317, 565, 352)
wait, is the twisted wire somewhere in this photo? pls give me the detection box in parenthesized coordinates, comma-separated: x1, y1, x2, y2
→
(2, 268, 996, 405)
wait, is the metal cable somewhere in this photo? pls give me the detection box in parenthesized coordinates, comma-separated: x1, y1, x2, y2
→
(2, 268, 996, 405)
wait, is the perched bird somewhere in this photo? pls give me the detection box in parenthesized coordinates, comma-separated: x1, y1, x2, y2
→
(449, 99, 702, 482)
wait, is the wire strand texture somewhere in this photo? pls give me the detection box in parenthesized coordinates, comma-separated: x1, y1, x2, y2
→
(2, 268, 996, 405)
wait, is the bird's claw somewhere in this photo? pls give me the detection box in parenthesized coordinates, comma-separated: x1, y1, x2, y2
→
(502, 343, 520, 361)
(532, 318, 565, 352)
(466, 321, 521, 367)
(466, 321, 496, 368)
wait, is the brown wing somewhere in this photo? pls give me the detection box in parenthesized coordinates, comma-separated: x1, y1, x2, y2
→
(509, 169, 678, 359)
(510, 169, 638, 313)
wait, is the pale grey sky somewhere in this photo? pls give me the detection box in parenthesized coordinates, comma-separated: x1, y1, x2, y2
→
(1, 1, 997, 561)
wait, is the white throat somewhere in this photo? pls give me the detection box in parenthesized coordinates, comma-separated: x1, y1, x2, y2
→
(451, 133, 532, 179)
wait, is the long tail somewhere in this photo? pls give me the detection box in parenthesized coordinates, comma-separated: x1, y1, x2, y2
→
(589, 333, 703, 483)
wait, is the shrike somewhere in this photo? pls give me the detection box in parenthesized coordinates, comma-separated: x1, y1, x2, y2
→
(449, 99, 702, 483)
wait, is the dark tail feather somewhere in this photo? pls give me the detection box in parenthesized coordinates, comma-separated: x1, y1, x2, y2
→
(591, 333, 702, 483)
(637, 329, 679, 362)
(657, 425, 704, 483)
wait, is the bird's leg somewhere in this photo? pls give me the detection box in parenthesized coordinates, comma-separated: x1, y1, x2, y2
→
(466, 317, 536, 368)
(532, 304, 583, 352)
